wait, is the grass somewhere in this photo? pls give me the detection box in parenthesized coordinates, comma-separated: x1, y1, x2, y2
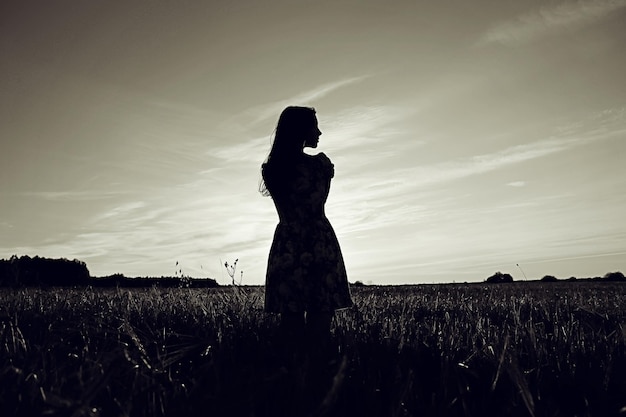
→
(1, 282, 626, 416)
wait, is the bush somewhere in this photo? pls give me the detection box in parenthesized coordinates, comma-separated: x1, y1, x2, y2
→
(486, 271, 514, 283)
(541, 275, 558, 282)
(603, 271, 625, 282)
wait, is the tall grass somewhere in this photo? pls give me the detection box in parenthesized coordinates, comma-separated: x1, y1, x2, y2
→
(1, 283, 625, 416)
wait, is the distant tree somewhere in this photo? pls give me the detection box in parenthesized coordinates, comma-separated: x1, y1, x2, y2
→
(352, 280, 365, 287)
(541, 275, 558, 282)
(91, 274, 219, 288)
(603, 271, 625, 282)
(0, 256, 20, 286)
(0, 256, 90, 287)
(91, 273, 125, 287)
(567, 276, 577, 281)
(485, 271, 513, 284)
(1, 256, 220, 288)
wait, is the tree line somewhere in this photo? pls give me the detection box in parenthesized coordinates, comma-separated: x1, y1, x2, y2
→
(1, 255, 623, 287)
(485, 270, 625, 283)
(0, 255, 218, 288)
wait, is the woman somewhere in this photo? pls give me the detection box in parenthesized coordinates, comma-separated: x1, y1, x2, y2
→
(260, 106, 353, 360)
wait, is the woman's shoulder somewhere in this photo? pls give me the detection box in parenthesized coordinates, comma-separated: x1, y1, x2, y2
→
(264, 154, 333, 174)
(309, 152, 334, 177)
(315, 152, 332, 163)
(306, 152, 332, 165)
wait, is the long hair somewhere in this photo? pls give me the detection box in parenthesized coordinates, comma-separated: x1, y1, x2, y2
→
(259, 106, 317, 196)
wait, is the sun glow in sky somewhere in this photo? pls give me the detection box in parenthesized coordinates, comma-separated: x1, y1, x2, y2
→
(1, 0, 625, 284)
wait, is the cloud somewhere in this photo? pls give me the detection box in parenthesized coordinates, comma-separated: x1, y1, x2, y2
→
(323, 107, 623, 244)
(241, 75, 373, 125)
(97, 201, 147, 219)
(392, 137, 574, 190)
(211, 136, 271, 163)
(396, 107, 625, 189)
(325, 106, 626, 246)
(525, 250, 626, 264)
(208, 77, 385, 164)
(211, 102, 421, 164)
(19, 190, 127, 201)
(322, 105, 424, 153)
(478, 0, 626, 46)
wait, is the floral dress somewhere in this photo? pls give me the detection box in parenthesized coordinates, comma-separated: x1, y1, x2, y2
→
(262, 152, 353, 313)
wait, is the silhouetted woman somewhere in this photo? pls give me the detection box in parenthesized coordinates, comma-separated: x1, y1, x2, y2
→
(260, 106, 353, 366)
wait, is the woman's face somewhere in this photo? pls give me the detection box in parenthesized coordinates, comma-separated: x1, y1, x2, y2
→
(303, 117, 322, 149)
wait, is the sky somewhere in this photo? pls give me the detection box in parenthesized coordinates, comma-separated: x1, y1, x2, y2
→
(1, 0, 625, 285)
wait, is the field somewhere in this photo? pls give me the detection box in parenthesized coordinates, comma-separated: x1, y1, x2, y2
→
(1, 282, 626, 417)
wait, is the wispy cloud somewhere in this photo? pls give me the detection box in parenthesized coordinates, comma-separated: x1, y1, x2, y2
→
(211, 136, 271, 163)
(242, 75, 373, 125)
(400, 107, 625, 188)
(0, 222, 13, 229)
(382, 137, 575, 191)
(19, 190, 127, 201)
(208, 77, 382, 164)
(212, 101, 421, 164)
(478, 0, 626, 46)
(322, 105, 423, 153)
(525, 250, 626, 265)
(326, 106, 626, 248)
(97, 202, 147, 219)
